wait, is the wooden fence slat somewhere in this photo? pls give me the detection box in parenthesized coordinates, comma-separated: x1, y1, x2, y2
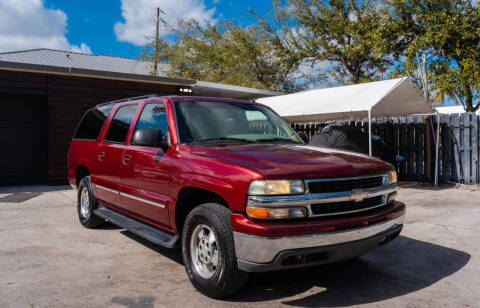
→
(406, 117, 416, 180)
(415, 116, 424, 181)
(393, 118, 400, 173)
(399, 118, 407, 179)
(441, 114, 451, 181)
(451, 114, 462, 182)
(472, 115, 479, 184)
(462, 113, 471, 184)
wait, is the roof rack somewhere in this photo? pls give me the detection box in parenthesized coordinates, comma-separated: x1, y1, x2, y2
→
(97, 94, 159, 106)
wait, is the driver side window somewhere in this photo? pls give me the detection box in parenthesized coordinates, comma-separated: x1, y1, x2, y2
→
(133, 103, 168, 141)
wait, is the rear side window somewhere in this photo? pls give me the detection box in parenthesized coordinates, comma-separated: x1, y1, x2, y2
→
(134, 103, 168, 137)
(104, 104, 138, 143)
(73, 105, 113, 140)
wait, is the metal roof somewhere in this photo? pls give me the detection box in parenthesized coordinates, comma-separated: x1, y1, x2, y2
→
(0, 48, 282, 99)
(0, 48, 169, 76)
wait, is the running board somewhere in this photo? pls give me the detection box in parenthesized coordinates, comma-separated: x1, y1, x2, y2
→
(94, 205, 178, 249)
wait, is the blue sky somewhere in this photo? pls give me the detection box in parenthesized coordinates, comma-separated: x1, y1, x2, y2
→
(39, 0, 273, 59)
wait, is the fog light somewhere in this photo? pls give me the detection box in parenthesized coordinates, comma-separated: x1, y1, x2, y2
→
(246, 206, 307, 219)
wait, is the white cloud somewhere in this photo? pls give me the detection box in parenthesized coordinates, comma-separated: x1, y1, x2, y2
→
(0, 0, 91, 53)
(115, 0, 216, 46)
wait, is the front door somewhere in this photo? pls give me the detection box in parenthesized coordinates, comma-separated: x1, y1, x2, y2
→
(120, 102, 172, 226)
(93, 104, 138, 206)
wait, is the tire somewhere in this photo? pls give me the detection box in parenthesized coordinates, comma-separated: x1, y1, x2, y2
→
(77, 176, 106, 228)
(182, 203, 249, 298)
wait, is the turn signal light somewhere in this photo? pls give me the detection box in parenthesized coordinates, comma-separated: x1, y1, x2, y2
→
(246, 206, 307, 220)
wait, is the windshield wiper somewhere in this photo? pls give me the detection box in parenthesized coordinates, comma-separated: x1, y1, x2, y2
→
(255, 137, 300, 144)
(192, 137, 255, 144)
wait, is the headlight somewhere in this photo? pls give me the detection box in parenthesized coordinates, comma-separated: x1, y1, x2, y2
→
(385, 170, 398, 185)
(248, 180, 305, 195)
(246, 206, 308, 219)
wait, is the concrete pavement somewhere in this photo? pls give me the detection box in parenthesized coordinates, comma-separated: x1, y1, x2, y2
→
(0, 184, 479, 307)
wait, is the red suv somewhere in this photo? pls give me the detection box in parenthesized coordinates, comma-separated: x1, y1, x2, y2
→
(68, 95, 404, 298)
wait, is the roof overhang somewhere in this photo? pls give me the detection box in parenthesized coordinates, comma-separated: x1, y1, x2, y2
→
(257, 78, 434, 122)
(0, 60, 195, 86)
(193, 81, 283, 100)
(0, 61, 281, 100)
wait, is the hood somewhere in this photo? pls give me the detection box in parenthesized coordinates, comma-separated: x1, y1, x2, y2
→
(189, 143, 393, 179)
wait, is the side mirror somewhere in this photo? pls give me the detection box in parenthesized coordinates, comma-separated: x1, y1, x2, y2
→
(132, 129, 169, 151)
(297, 131, 309, 143)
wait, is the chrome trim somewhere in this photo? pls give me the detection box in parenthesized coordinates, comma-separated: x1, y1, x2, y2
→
(95, 184, 119, 194)
(234, 214, 405, 264)
(95, 184, 166, 209)
(119, 192, 166, 209)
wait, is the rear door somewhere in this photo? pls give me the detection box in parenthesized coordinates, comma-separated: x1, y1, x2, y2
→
(120, 102, 172, 226)
(94, 104, 138, 206)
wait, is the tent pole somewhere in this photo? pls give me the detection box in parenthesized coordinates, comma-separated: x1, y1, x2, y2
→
(434, 112, 440, 187)
(368, 109, 372, 156)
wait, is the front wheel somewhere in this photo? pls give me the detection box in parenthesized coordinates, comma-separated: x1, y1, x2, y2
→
(77, 176, 105, 228)
(182, 203, 248, 298)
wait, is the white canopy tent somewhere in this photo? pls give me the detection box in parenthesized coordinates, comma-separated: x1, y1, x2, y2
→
(257, 77, 440, 185)
(257, 77, 433, 122)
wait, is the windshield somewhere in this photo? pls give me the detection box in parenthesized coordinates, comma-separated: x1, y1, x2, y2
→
(173, 101, 302, 144)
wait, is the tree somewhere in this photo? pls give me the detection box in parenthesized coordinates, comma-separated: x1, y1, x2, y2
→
(257, 0, 393, 85)
(142, 19, 301, 91)
(386, 0, 480, 111)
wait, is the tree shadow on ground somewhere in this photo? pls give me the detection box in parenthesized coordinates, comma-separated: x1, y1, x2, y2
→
(226, 236, 470, 306)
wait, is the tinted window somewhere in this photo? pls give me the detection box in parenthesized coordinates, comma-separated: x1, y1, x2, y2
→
(73, 105, 113, 140)
(174, 101, 301, 144)
(134, 103, 168, 140)
(104, 104, 138, 143)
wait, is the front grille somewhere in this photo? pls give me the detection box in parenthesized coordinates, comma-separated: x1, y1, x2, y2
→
(308, 176, 383, 194)
(310, 195, 384, 216)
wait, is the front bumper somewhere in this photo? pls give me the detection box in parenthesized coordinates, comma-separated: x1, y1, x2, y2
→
(233, 208, 405, 272)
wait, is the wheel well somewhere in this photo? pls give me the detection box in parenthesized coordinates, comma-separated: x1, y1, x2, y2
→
(175, 187, 228, 233)
(76, 166, 89, 186)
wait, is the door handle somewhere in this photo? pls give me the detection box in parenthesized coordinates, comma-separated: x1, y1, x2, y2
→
(122, 154, 131, 165)
(98, 152, 105, 161)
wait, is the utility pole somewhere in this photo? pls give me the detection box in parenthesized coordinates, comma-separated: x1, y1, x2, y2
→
(422, 54, 428, 100)
(152, 7, 160, 76)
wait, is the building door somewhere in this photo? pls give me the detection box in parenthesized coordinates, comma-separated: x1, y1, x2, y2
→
(0, 94, 47, 186)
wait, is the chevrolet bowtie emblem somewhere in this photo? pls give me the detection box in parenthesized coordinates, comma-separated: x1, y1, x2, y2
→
(351, 189, 368, 202)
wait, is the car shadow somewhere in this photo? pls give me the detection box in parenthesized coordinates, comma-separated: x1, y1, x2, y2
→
(225, 236, 470, 306)
(120, 230, 183, 265)
(95, 221, 122, 230)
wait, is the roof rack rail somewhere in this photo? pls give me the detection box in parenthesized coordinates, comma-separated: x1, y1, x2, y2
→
(97, 94, 159, 106)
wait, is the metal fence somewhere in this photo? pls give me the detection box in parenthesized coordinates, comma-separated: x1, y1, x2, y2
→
(289, 113, 480, 184)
